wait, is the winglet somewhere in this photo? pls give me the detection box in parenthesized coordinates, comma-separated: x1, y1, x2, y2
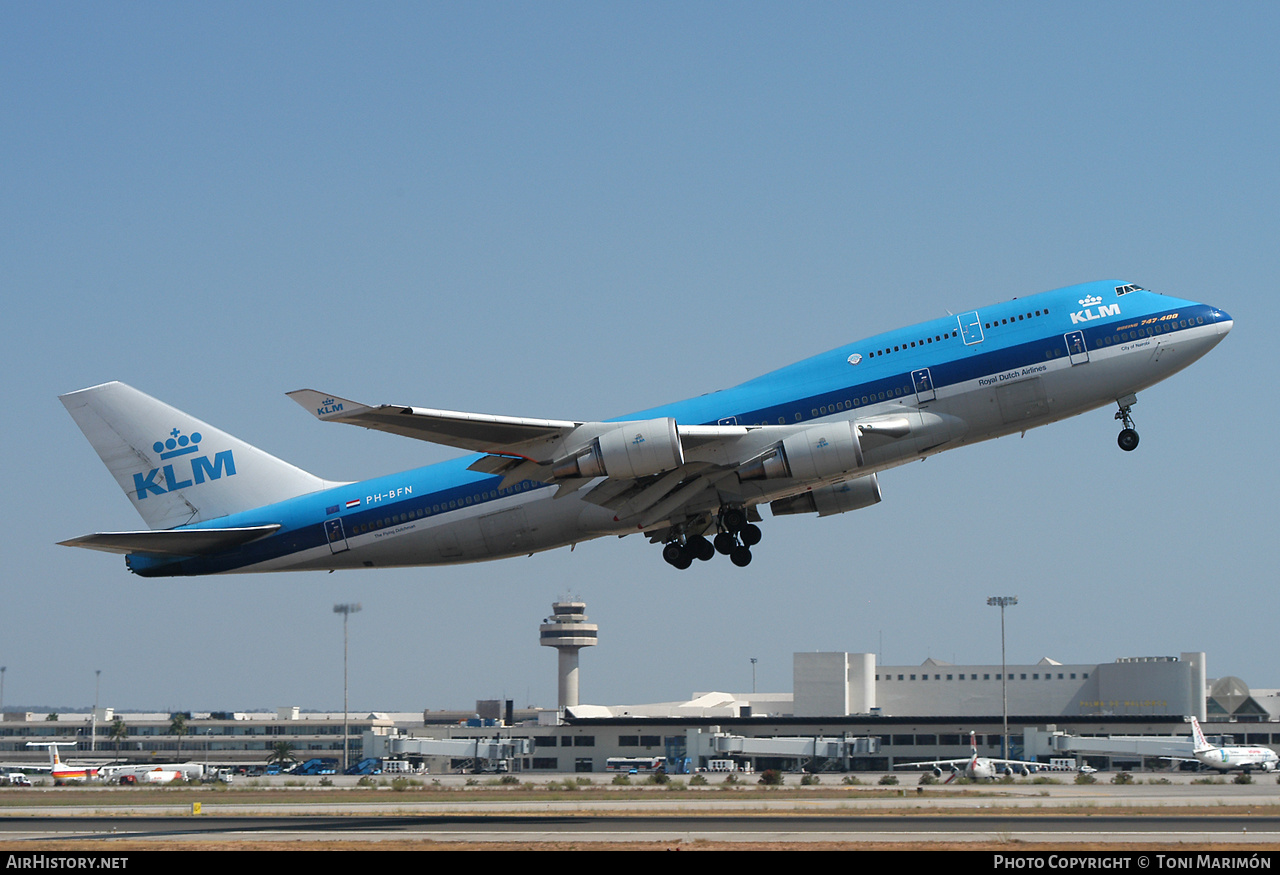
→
(287, 390, 374, 422)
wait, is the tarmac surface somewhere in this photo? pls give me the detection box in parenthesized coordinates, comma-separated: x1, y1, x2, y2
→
(1, 770, 1279, 848)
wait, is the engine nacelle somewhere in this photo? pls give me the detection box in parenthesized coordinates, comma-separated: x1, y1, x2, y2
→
(770, 473, 882, 517)
(739, 421, 864, 483)
(552, 418, 684, 480)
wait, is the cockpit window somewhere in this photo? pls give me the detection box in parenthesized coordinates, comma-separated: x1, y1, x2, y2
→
(1114, 284, 1144, 296)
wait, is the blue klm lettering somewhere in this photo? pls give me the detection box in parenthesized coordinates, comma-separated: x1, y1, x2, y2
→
(134, 450, 237, 499)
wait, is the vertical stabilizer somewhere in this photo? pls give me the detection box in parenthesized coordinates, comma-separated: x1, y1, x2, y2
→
(60, 382, 329, 529)
(1189, 717, 1212, 752)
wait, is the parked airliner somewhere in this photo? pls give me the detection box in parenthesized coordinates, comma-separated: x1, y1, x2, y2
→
(892, 732, 1042, 781)
(1170, 717, 1279, 773)
(23, 742, 99, 784)
(59, 280, 1231, 575)
(98, 762, 201, 783)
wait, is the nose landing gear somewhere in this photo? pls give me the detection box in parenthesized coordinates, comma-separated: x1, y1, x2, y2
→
(1115, 395, 1140, 452)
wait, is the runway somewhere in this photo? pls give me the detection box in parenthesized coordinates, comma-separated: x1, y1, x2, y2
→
(2, 811, 1279, 846)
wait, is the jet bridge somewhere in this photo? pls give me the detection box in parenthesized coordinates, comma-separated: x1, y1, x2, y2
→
(365, 733, 531, 772)
(685, 727, 880, 771)
(1025, 726, 1194, 765)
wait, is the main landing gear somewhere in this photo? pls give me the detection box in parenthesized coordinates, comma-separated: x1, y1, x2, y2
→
(1115, 395, 1140, 452)
(662, 506, 761, 569)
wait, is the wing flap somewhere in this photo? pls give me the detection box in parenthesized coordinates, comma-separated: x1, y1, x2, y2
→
(59, 525, 282, 556)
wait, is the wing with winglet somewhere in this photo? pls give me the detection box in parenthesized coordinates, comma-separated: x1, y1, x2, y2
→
(285, 389, 951, 534)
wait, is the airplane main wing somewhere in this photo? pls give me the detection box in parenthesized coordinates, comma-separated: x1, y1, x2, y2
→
(986, 758, 1046, 770)
(287, 390, 581, 457)
(288, 389, 774, 487)
(288, 389, 916, 538)
(892, 758, 974, 770)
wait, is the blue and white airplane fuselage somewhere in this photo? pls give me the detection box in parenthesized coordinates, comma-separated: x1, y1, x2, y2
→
(60, 281, 1232, 576)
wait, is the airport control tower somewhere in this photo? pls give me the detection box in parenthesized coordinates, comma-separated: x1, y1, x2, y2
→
(539, 600, 598, 709)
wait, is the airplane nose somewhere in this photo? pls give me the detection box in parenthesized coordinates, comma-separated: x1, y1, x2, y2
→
(1213, 308, 1233, 335)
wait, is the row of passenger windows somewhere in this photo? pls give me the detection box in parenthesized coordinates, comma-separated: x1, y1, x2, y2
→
(744, 386, 916, 426)
(809, 387, 911, 418)
(347, 480, 540, 535)
(868, 329, 960, 358)
(984, 308, 1050, 331)
(1094, 316, 1203, 348)
(879, 672, 1086, 681)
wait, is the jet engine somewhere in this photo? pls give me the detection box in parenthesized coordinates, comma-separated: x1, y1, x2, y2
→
(552, 418, 684, 480)
(739, 421, 864, 483)
(770, 474, 882, 517)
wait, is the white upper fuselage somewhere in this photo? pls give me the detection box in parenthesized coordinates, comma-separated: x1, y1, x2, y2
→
(1196, 747, 1279, 772)
(106, 280, 1231, 576)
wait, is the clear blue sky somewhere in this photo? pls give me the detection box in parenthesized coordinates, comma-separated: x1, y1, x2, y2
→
(3, 2, 1275, 713)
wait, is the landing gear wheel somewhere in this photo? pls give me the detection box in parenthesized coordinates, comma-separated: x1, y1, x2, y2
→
(662, 542, 692, 569)
(720, 507, 747, 534)
(688, 535, 715, 562)
(730, 546, 753, 567)
(740, 523, 762, 547)
(713, 532, 737, 555)
(1114, 397, 1139, 451)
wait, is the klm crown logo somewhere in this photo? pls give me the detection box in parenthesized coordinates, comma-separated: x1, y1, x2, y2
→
(153, 428, 201, 459)
(134, 426, 236, 500)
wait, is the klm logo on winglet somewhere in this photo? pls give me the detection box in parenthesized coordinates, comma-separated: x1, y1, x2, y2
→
(316, 397, 344, 416)
(1070, 294, 1121, 326)
(133, 428, 236, 499)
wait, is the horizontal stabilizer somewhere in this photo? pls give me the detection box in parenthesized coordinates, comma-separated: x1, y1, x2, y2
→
(58, 525, 282, 556)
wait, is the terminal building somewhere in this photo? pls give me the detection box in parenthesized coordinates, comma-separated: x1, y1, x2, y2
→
(3, 650, 1276, 775)
(2, 604, 1275, 774)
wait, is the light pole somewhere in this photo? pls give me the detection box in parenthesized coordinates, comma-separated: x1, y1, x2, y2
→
(333, 603, 362, 773)
(92, 670, 101, 752)
(987, 596, 1017, 759)
(750, 658, 758, 694)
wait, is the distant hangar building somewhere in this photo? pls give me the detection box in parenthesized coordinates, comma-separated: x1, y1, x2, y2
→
(793, 651, 1208, 719)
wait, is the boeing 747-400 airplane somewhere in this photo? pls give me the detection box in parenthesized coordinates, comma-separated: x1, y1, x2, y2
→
(59, 280, 1231, 575)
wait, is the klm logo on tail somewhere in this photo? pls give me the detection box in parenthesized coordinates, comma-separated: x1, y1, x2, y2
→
(1070, 294, 1121, 325)
(133, 428, 236, 499)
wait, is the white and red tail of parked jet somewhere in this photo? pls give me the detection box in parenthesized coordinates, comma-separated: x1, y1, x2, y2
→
(1182, 717, 1278, 773)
